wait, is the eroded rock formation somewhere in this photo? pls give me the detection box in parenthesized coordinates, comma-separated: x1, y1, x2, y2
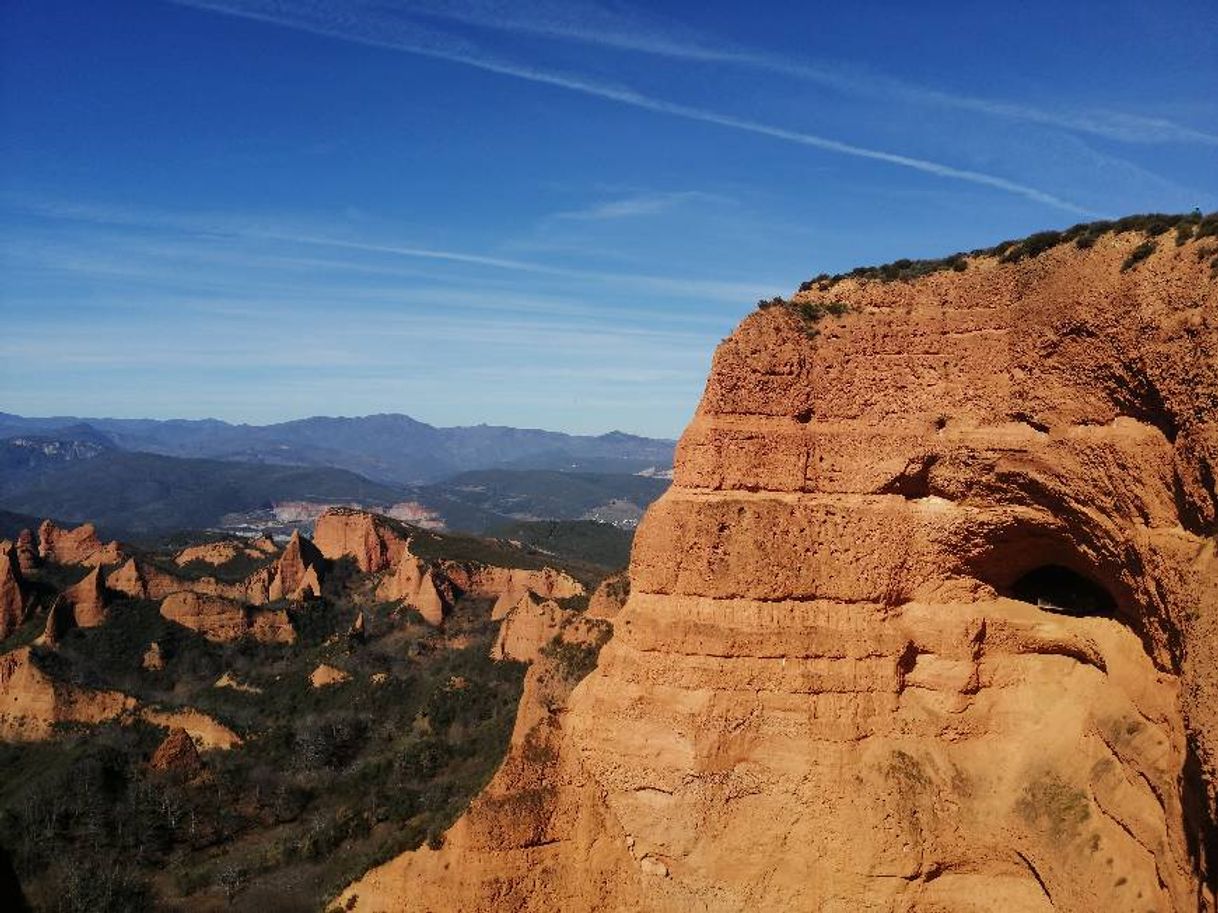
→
(0, 542, 28, 640)
(378, 554, 451, 626)
(314, 507, 411, 572)
(14, 529, 38, 575)
(65, 566, 107, 628)
(442, 565, 586, 619)
(492, 591, 607, 665)
(37, 520, 124, 567)
(0, 647, 135, 741)
(149, 727, 204, 777)
(159, 591, 294, 644)
(266, 530, 324, 601)
(341, 226, 1218, 912)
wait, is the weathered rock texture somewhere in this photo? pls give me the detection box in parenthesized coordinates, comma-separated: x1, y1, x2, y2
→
(0, 647, 135, 740)
(492, 592, 608, 665)
(378, 555, 451, 626)
(587, 570, 630, 620)
(310, 663, 351, 688)
(314, 508, 410, 572)
(149, 727, 204, 777)
(341, 229, 1218, 912)
(65, 566, 107, 628)
(14, 529, 38, 575)
(443, 565, 585, 619)
(266, 530, 324, 601)
(37, 520, 124, 567)
(159, 591, 294, 644)
(0, 541, 28, 640)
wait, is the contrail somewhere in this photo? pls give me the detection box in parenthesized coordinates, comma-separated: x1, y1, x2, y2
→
(400, 0, 1218, 147)
(166, 0, 1095, 214)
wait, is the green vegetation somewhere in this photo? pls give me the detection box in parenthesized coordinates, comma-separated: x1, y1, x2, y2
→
(757, 296, 850, 334)
(421, 469, 668, 535)
(1121, 239, 1158, 272)
(488, 519, 635, 570)
(797, 210, 1217, 290)
(0, 450, 406, 534)
(0, 539, 565, 911)
(539, 622, 612, 682)
(1015, 773, 1091, 843)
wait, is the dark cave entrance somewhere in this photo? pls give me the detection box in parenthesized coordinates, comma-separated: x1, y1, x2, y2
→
(1009, 564, 1117, 618)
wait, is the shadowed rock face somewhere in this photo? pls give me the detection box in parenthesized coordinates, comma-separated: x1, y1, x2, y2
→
(341, 232, 1218, 912)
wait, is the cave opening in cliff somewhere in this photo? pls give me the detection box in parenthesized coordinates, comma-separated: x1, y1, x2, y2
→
(1010, 564, 1117, 617)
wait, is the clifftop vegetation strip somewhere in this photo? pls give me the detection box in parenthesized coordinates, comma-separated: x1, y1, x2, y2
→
(795, 211, 1218, 292)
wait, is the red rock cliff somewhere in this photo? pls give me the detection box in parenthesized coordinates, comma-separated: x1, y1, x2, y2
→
(341, 225, 1218, 912)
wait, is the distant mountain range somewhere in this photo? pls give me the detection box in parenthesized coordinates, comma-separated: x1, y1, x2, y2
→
(0, 413, 675, 537)
(0, 412, 674, 485)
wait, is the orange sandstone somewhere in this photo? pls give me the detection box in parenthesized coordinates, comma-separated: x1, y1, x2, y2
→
(341, 228, 1218, 912)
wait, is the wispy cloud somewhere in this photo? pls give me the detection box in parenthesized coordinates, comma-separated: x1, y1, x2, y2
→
(3, 195, 783, 302)
(402, 0, 1218, 147)
(553, 190, 723, 222)
(165, 0, 1092, 214)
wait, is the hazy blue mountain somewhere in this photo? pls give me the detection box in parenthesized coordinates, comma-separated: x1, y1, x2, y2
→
(0, 449, 407, 534)
(0, 412, 674, 485)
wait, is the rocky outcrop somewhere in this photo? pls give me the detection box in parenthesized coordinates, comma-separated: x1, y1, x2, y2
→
(174, 537, 278, 567)
(0, 647, 135, 740)
(160, 592, 247, 642)
(40, 598, 73, 647)
(214, 671, 260, 693)
(149, 727, 203, 777)
(378, 555, 451, 626)
(492, 592, 608, 665)
(0, 542, 28, 640)
(341, 225, 1218, 912)
(587, 571, 629, 620)
(442, 565, 585, 619)
(14, 529, 38, 575)
(65, 566, 107, 628)
(314, 508, 410, 572)
(105, 557, 148, 600)
(159, 592, 294, 644)
(249, 534, 278, 555)
(248, 608, 295, 644)
(310, 663, 351, 688)
(266, 530, 324, 601)
(142, 641, 165, 671)
(37, 520, 124, 567)
(138, 707, 241, 749)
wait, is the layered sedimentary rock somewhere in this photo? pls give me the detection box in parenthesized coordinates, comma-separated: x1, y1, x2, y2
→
(342, 228, 1218, 912)
(314, 507, 410, 572)
(40, 598, 72, 647)
(138, 706, 241, 749)
(37, 520, 124, 566)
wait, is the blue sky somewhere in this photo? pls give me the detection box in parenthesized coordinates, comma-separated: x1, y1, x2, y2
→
(2, 0, 1215, 438)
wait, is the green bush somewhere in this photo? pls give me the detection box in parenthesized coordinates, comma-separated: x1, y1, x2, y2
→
(1121, 240, 1157, 271)
(795, 211, 1215, 289)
